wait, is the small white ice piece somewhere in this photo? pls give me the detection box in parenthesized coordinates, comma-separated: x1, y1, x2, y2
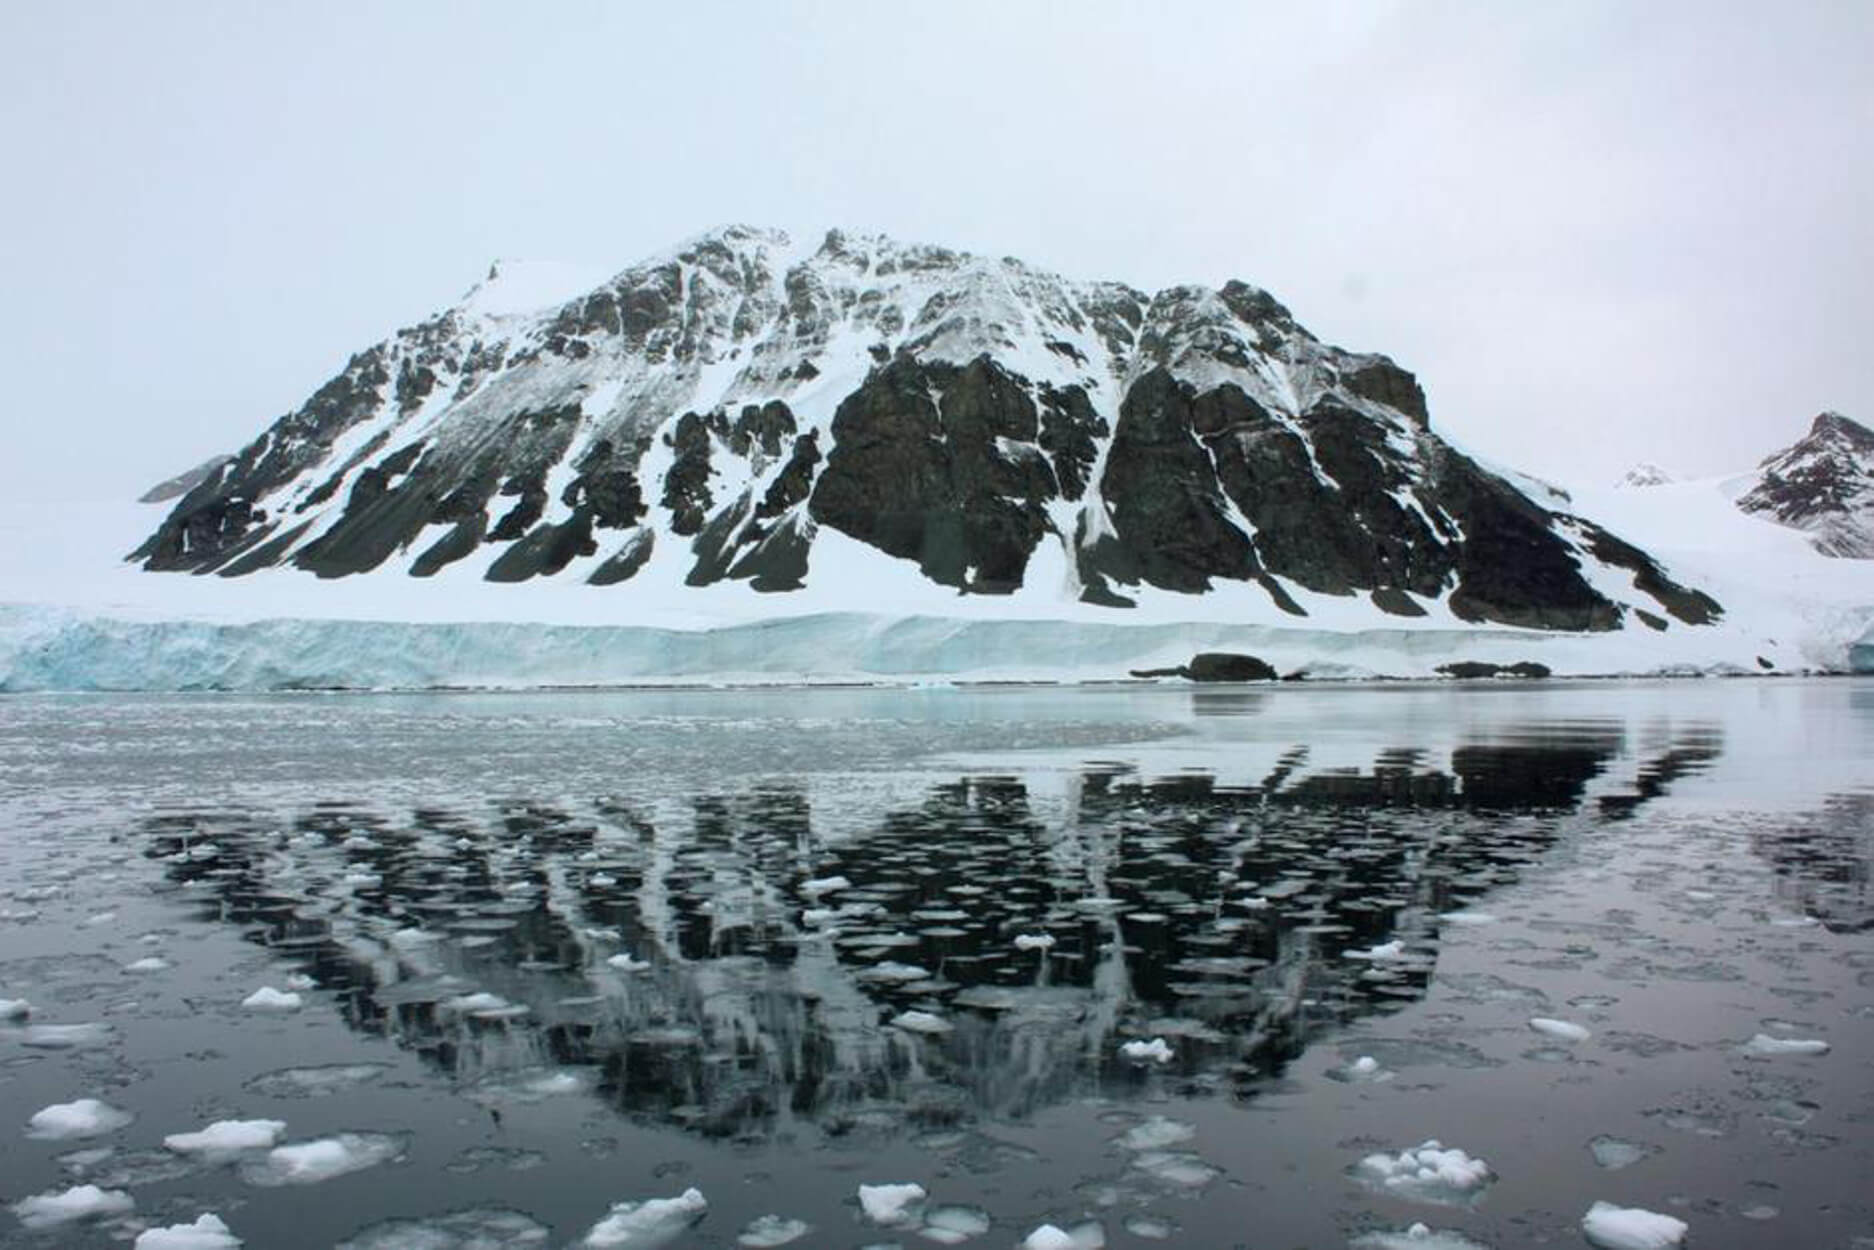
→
(26, 1098, 134, 1140)
(800, 875, 851, 898)
(242, 1134, 403, 1186)
(10, 1183, 135, 1229)
(736, 1214, 810, 1247)
(580, 1188, 708, 1248)
(0, 997, 30, 1019)
(1744, 1033, 1829, 1056)
(857, 1182, 926, 1225)
(606, 954, 650, 972)
(890, 1010, 952, 1035)
(1014, 933, 1056, 951)
(1529, 1017, 1591, 1042)
(124, 957, 171, 974)
(1021, 1226, 1078, 1250)
(163, 1119, 287, 1153)
(919, 1204, 991, 1243)
(1581, 1201, 1689, 1250)
(1350, 1223, 1492, 1249)
(241, 987, 302, 1012)
(1351, 1141, 1494, 1206)
(134, 1213, 243, 1249)
(1119, 1037, 1173, 1063)
(1348, 940, 1407, 961)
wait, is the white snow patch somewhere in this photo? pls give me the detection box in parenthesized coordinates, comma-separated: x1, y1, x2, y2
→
(1744, 1033, 1829, 1056)
(1119, 1037, 1174, 1063)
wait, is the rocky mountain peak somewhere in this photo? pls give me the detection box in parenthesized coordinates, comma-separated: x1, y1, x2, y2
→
(1737, 410, 1874, 557)
(129, 226, 1720, 631)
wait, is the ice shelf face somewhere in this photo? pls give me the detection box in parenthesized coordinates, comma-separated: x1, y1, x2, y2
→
(0, 602, 1847, 692)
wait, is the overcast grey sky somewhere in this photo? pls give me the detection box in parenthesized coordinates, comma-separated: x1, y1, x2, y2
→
(3, 0, 1870, 515)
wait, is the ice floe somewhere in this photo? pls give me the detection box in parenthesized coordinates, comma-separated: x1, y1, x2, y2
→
(890, 1010, 952, 1034)
(26, 1097, 134, 1140)
(1528, 1017, 1591, 1042)
(124, 956, 171, 974)
(1743, 1033, 1829, 1055)
(918, 1204, 991, 1244)
(1580, 1201, 1688, 1249)
(857, 1182, 926, 1225)
(163, 1119, 287, 1153)
(0, 996, 30, 1018)
(335, 1207, 550, 1248)
(240, 1133, 405, 1186)
(1013, 933, 1056, 951)
(240, 986, 303, 1012)
(10, 1183, 134, 1229)
(800, 875, 851, 898)
(736, 1214, 811, 1246)
(133, 1213, 243, 1249)
(1020, 1223, 1104, 1250)
(1351, 1141, 1494, 1206)
(1119, 1037, 1173, 1063)
(1350, 1224, 1492, 1249)
(1587, 1136, 1660, 1170)
(580, 1188, 708, 1248)
(606, 953, 650, 972)
(1348, 939, 1407, 961)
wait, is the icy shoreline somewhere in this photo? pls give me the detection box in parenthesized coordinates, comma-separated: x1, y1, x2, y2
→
(0, 602, 1855, 693)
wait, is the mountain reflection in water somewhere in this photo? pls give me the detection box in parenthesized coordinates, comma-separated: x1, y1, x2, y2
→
(140, 723, 1772, 1144)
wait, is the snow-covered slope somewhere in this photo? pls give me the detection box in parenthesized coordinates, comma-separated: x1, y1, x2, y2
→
(1735, 411, 1874, 558)
(130, 225, 1720, 638)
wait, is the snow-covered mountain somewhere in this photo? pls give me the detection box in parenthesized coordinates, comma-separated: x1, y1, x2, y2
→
(1616, 463, 1675, 489)
(132, 226, 1720, 636)
(1735, 411, 1874, 558)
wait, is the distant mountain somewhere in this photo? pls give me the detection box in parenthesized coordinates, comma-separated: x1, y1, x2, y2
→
(138, 455, 233, 504)
(132, 225, 1719, 633)
(1736, 412, 1874, 558)
(1616, 463, 1674, 489)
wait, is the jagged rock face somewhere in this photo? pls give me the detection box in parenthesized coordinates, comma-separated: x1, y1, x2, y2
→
(132, 225, 1719, 631)
(1737, 412, 1874, 558)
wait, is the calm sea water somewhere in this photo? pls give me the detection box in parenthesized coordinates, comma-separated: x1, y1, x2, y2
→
(0, 680, 1869, 1249)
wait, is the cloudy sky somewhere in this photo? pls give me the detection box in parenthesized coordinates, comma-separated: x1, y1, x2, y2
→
(2, 0, 1869, 523)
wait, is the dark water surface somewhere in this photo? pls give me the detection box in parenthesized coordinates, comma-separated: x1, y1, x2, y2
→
(0, 680, 1870, 1249)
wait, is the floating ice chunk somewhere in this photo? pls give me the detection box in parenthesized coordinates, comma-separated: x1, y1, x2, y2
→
(10, 1183, 134, 1229)
(1130, 1151, 1220, 1188)
(1529, 1018, 1591, 1042)
(0, 997, 30, 1019)
(858, 961, 931, 984)
(1743, 1033, 1829, 1056)
(1020, 1224, 1102, 1250)
(1348, 940, 1407, 961)
(580, 1188, 707, 1248)
(1119, 1038, 1173, 1063)
(800, 875, 852, 898)
(1329, 1054, 1394, 1083)
(858, 1182, 926, 1225)
(919, 1204, 990, 1244)
(737, 1214, 811, 1246)
(1439, 911, 1497, 926)
(606, 954, 650, 972)
(1114, 1117, 1195, 1151)
(124, 957, 171, 974)
(390, 927, 439, 946)
(241, 987, 303, 1012)
(134, 1213, 242, 1249)
(27, 1098, 134, 1140)
(21, 1021, 113, 1048)
(163, 1119, 287, 1153)
(241, 1133, 404, 1186)
(1013, 933, 1056, 951)
(244, 1063, 389, 1098)
(1587, 1136, 1658, 1170)
(1351, 1141, 1494, 1206)
(1121, 1215, 1174, 1240)
(1581, 1201, 1688, 1249)
(335, 1207, 550, 1249)
(284, 973, 316, 991)
(1350, 1223, 1492, 1249)
(891, 1010, 952, 1035)
(589, 874, 618, 887)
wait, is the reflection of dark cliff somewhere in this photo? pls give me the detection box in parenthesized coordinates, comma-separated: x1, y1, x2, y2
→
(1752, 792, 1874, 932)
(138, 730, 1716, 1144)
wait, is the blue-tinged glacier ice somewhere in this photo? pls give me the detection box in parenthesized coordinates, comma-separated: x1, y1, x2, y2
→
(0, 603, 1804, 692)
